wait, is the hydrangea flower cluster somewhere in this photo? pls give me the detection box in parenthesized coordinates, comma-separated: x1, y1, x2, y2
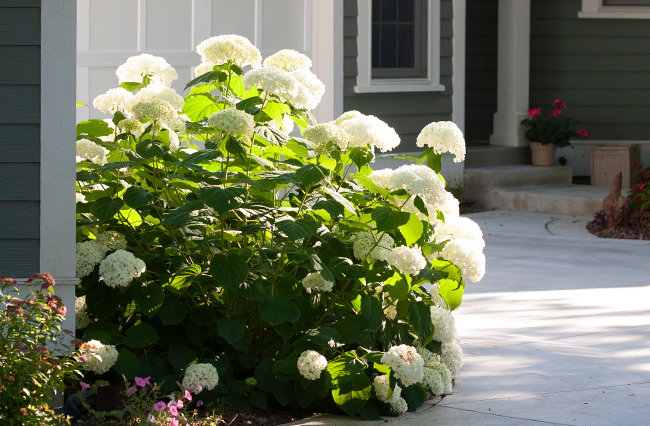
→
(76, 240, 106, 278)
(182, 363, 219, 394)
(433, 216, 485, 248)
(334, 110, 400, 153)
(301, 272, 334, 293)
(416, 121, 466, 163)
(350, 231, 394, 262)
(383, 303, 397, 320)
(118, 118, 145, 137)
(441, 341, 463, 377)
(429, 282, 448, 309)
(95, 231, 128, 253)
(380, 345, 424, 387)
(372, 375, 408, 415)
(242, 66, 315, 110)
(207, 108, 255, 137)
(387, 246, 427, 276)
(98, 249, 146, 288)
(416, 346, 441, 366)
(116, 53, 178, 87)
(93, 87, 134, 114)
(440, 239, 486, 282)
(80, 340, 119, 374)
(130, 83, 184, 111)
(422, 363, 452, 395)
(75, 296, 91, 329)
(263, 49, 312, 71)
(197, 34, 262, 67)
(303, 123, 350, 152)
(76, 139, 109, 166)
(430, 305, 457, 343)
(297, 350, 328, 380)
(289, 68, 325, 109)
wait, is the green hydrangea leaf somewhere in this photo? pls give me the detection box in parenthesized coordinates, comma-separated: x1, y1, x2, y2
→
(331, 373, 372, 417)
(210, 251, 249, 290)
(296, 163, 329, 189)
(398, 213, 424, 246)
(168, 346, 197, 370)
(360, 296, 383, 332)
(275, 217, 318, 240)
(157, 298, 188, 325)
(408, 301, 433, 342)
(217, 317, 246, 343)
(438, 278, 465, 311)
(90, 197, 124, 222)
(123, 323, 160, 348)
(182, 94, 220, 121)
(199, 187, 246, 215)
(372, 207, 410, 232)
(132, 283, 165, 318)
(123, 186, 156, 209)
(114, 349, 140, 380)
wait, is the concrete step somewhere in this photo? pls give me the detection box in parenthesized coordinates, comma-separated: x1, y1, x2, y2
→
(465, 146, 531, 168)
(461, 165, 609, 216)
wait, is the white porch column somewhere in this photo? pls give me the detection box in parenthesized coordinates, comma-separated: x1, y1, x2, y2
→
(490, 0, 531, 147)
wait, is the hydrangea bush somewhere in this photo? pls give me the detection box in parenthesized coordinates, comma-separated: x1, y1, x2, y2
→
(74, 34, 485, 418)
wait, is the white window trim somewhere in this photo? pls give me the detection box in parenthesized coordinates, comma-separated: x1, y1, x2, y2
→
(578, 0, 650, 18)
(355, 0, 444, 93)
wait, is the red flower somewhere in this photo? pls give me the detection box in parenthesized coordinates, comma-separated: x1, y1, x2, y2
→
(553, 98, 567, 109)
(577, 126, 589, 138)
(549, 108, 562, 118)
(528, 107, 541, 117)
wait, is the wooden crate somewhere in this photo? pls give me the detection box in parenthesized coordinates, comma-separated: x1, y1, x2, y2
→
(591, 145, 641, 188)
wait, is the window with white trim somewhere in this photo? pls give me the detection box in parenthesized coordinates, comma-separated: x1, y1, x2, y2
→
(579, 0, 650, 18)
(356, 0, 444, 93)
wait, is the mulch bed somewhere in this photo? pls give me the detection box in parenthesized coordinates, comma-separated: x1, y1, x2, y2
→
(587, 210, 650, 240)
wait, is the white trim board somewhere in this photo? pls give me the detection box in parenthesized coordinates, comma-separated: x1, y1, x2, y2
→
(452, 0, 466, 133)
(579, 0, 650, 18)
(355, 0, 445, 94)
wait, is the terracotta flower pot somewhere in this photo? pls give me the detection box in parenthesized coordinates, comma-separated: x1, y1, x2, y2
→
(529, 141, 556, 166)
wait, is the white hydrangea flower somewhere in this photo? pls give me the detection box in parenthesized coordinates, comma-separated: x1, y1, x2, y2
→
(93, 88, 134, 114)
(384, 303, 397, 320)
(118, 118, 144, 137)
(381, 345, 424, 387)
(130, 83, 184, 111)
(434, 216, 484, 248)
(297, 350, 328, 380)
(301, 272, 334, 293)
(416, 121, 466, 163)
(207, 108, 255, 137)
(130, 100, 177, 122)
(290, 68, 325, 109)
(76, 240, 105, 278)
(430, 305, 457, 343)
(429, 282, 449, 310)
(373, 375, 400, 403)
(441, 341, 463, 377)
(196, 35, 262, 67)
(76, 139, 109, 166)
(440, 239, 486, 282)
(75, 296, 91, 329)
(80, 340, 119, 375)
(264, 49, 312, 71)
(242, 66, 314, 109)
(166, 115, 188, 134)
(116, 53, 178, 87)
(422, 362, 453, 395)
(76, 193, 87, 204)
(390, 397, 409, 415)
(195, 62, 216, 76)
(303, 123, 350, 152)
(95, 231, 127, 254)
(387, 246, 427, 276)
(335, 112, 400, 153)
(98, 249, 146, 288)
(350, 231, 394, 262)
(416, 346, 441, 367)
(182, 363, 220, 394)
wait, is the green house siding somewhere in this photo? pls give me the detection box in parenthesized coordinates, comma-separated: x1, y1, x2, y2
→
(530, 0, 650, 140)
(464, 0, 498, 142)
(0, 1, 41, 277)
(343, 0, 455, 153)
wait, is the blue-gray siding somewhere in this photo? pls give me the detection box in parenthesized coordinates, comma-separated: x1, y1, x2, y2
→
(0, 1, 41, 277)
(343, 0, 455, 153)
(530, 0, 650, 140)
(464, 0, 498, 142)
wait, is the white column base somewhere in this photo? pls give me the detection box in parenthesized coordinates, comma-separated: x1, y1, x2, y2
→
(490, 111, 529, 147)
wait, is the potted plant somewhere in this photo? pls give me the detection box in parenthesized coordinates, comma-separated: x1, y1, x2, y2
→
(521, 99, 589, 166)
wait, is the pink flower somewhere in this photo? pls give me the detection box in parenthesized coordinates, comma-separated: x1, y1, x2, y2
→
(168, 404, 178, 417)
(135, 376, 151, 387)
(176, 399, 184, 409)
(127, 386, 137, 395)
(549, 108, 562, 118)
(577, 126, 589, 138)
(154, 401, 167, 412)
(553, 98, 567, 109)
(425, 391, 431, 400)
(80, 355, 88, 362)
(183, 389, 192, 401)
(80, 382, 91, 391)
(195, 384, 203, 393)
(170, 419, 179, 426)
(527, 107, 541, 117)
(147, 414, 155, 422)
(196, 400, 203, 407)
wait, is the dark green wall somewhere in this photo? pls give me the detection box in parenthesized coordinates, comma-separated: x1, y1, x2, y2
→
(530, 0, 650, 140)
(343, 0, 455, 153)
(464, 0, 498, 142)
(0, 0, 41, 276)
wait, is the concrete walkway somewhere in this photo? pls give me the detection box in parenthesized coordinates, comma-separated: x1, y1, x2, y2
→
(290, 210, 650, 426)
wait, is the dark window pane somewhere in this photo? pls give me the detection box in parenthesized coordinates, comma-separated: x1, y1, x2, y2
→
(372, 24, 381, 68)
(398, 0, 415, 22)
(381, 0, 398, 23)
(372, 0, 381, 22)
(380, 24, 397, 68)
(603, 0, 650, 4)
(397, 24, 415, 68)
